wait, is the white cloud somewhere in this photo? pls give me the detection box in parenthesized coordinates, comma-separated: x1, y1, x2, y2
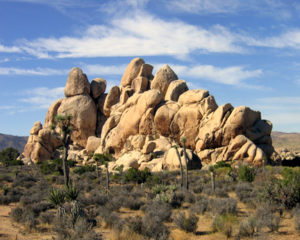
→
(80, 64, 126, 76)
(0, 67, 67, 76)
(20, 87, 64, 109)
(0, 0, 97, 9)
(163, 64, 262, 86)
(166, 0, 293, 20)
(18, 12, 243, 59)
(167, 0, 240, 14)
(244, 29, 300, 49)
(0, 44, 21, 53)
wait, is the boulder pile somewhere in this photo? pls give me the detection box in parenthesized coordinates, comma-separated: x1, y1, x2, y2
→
(21, 58, 276, 170)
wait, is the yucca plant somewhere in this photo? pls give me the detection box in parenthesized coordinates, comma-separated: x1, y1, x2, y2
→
(49, 187, 65, 206)
(65, 184, 79, 201)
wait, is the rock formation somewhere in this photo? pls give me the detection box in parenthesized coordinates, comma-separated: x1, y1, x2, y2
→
(21, 58, 277, 170)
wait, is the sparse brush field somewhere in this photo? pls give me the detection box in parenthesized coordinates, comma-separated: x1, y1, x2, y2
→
(1, 161, 300, 240)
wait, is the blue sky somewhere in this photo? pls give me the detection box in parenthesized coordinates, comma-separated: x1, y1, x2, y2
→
(0, 0, 300, 136)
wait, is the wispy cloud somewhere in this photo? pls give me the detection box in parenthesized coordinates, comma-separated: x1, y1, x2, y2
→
(244, 29, 300, 49)
(166, 0, 240, 14)
(16, 12, 243, 59)
(20, 87, 64, 109)
(166, 0, 294, 20)
(80, 64, 126, 76)
(0, 67, 67, 76)
(156, 63, 262, 86)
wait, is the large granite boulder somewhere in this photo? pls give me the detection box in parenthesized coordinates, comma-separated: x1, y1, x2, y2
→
(64, 67, 90, 97)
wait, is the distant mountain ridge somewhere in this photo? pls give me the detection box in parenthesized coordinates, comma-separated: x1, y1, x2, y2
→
(271, 131, 300, 152)
(0, 133, 28, 152)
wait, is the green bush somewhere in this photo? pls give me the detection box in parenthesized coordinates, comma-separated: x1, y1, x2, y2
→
(0, 148, 23, 166)
(214, 161, 231, 169)
(73, 165, 96, 175)
(238, 165, 255, 182)
(39, 158, 76, 175)
(123, 168, 152, 184)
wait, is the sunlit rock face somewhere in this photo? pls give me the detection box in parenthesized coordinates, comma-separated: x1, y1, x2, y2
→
(21, 58, 276, 170)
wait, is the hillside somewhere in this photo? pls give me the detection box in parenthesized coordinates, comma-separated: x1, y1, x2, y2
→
(0, 133, 28, 152)
(271, 131, 300, 152)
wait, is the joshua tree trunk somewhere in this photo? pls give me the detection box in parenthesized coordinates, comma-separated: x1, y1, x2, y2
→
(211, 171, 215, 193)
(174, 146, 184, 188)
(106, 165, 110, 192)
(183, 143, 189, 190)
(62, 133, 70, 188)
(95, 161, 99, 178)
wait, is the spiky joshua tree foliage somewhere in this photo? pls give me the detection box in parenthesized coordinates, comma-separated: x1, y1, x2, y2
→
(51, 114, 73, 188)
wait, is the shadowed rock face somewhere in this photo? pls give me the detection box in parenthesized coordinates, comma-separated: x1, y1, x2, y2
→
(21, 58, 276, 170)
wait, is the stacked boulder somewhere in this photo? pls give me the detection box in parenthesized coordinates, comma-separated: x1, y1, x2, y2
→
(21, 58, 276, 170)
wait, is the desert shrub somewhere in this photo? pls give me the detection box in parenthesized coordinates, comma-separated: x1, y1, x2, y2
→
(180, 189, 196, 203)
(210, 198, 237, 215)
(80, 189, 108, 207)
(192, 184, 203, 194)
(125, 216, 143, 235)
(54, 211, 100, 240)
(10, 206, 37, 230)
(238, 165, 256, 182)
(191, 196, 210, 215)
(142, 200, 172, 222)
(173, 211, 199, 233)
(10, 206, 24, 222)
(12, 173, 37, 188)
(293, 207, 300, 234)
(214, 187, 229, 198)
(124, 197, 145, 210)
(212, 214, 236, 239)
(31, 201, 53, 216)
(20, 191, 45, 206)
(169, 191, 184, 208)
(0, 185, 24, 205)
(97, 206, 121, 229)
(142, 214, 169, 240)
(0, 174, 13, 183)
(39, 210, 55, 224)
(123, 167, 152, 184)
(238, 217, 256, 237)
(255, 204, 280, 232)
(260, 168, 300, 209)
(235, 182, 257, 207)
(73, 165, 96, 175)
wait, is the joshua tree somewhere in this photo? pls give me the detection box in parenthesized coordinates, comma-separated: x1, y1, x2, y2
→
(93, 153, 112, 192)
(209, 165, 215, 193)
(181, 136, 189, 190)
(51, 114, 72, 188)
(172, 145, 184, 188)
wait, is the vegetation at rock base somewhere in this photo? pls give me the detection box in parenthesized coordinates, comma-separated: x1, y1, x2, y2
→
(1, 162, 300, 239)
(0, 147, 23, 166)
